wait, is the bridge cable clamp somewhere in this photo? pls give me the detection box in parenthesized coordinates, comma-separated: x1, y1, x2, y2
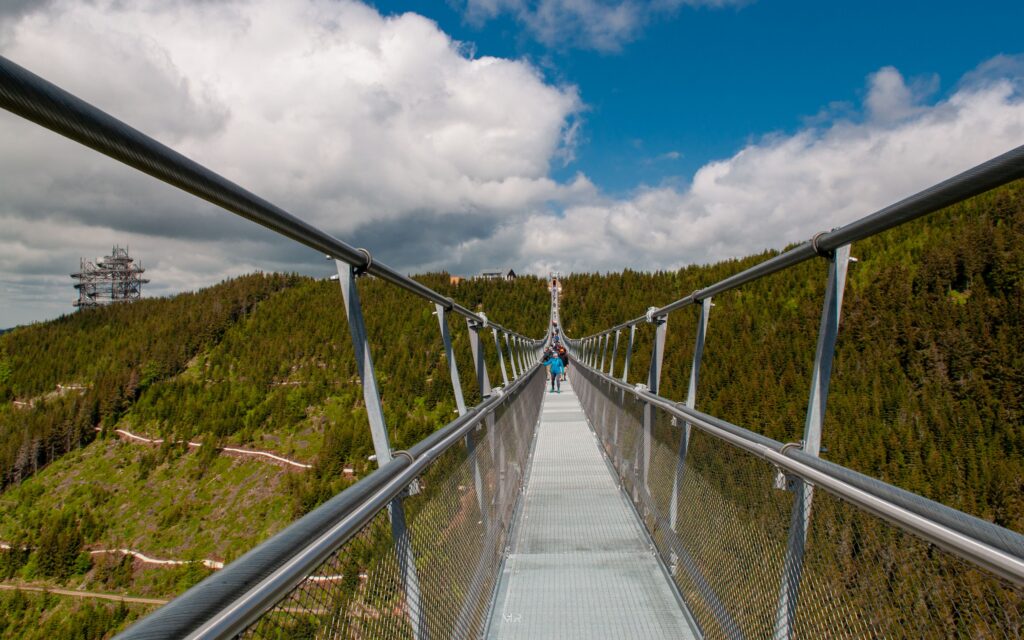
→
(477, 312, 488, 329)
(810, 232, 834, 259)
(354, 247, 373, 276)
(391, 450, 421, 496)
(773, 441, 804, 491)
(645, 306, 659, 323)
(392, 449, 415, 465)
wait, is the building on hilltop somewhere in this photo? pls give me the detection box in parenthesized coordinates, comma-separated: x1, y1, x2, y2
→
(478, 268, 517, 281)
(71, 245, 149, 309)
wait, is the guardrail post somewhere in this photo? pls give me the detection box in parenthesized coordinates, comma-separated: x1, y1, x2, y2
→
(467, 319, 492, 397)
(505, 333, 518, 380)
(336, 261, 425, 640)
(612, 325, 636, 470)
(511, 337, 521, 374)
(773, 243, 851, 640)
(608, 329, 621, 378)
(622, 325, 636, 382)
(670, 297, 712, 534)
(600, 333, 610, 372)
(467, 318, 499, 522)
(493, 328, 510, 387)
(434, 302, 487, 533)
(641, 315, 668, 507)
(435, 304, 467, 416)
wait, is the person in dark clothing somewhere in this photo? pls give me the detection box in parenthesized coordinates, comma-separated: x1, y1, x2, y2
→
(557, 345, 568, 381)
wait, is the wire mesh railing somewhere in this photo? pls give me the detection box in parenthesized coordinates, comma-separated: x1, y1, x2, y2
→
(238, 370, 545, 639)
(119, 367, 545, 639)
(0, 54, 554, 638)
(562, 146, 1024, 638)
(570, 364, 1024, 638)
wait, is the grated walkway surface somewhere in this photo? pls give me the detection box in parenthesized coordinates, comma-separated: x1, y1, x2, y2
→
(487, 380, 696, 639)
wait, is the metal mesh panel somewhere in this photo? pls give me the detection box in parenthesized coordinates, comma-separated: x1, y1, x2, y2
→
(242, 370, 544, 639)
(571, 365, 1024, 639)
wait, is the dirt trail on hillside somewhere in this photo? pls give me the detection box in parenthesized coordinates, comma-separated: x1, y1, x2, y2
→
(0, 583, 167, 605)
(101, 427, 313, 469)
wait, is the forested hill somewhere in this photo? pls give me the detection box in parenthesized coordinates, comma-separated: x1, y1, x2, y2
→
(0, 272, 548, 638)
(560, 179, 1024, 534)
(0, 272, 548, 489)
(0, 181, 1021, 638)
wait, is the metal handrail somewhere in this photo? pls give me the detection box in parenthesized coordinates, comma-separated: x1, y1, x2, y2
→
(569, 354, 1024, 587)
(575, 144, 1024, 337)
(117, 364, 541, 639)
(0, 55, 536, 342)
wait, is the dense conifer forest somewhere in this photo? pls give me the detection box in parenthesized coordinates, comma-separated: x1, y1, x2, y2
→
(0, 180, 1020, 637)
(0, 272, 548, 636)
(559, 180, 1024, 532)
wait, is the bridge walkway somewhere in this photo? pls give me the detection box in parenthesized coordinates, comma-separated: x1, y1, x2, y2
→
(486, 379, 697, 639)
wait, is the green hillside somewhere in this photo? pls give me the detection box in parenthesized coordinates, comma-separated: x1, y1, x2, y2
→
(0, 272, 548, 637)
(0, 180, 1021, 638)
(560, 179, 1024, 532)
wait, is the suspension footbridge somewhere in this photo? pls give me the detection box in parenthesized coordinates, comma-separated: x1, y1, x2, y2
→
(1, 55, 1023, 638)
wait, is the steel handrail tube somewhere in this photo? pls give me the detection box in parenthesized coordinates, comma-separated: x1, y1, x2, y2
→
(0, 55, 532, 341)
(581, 145, 1024, 337)
(119, 364, 541, 639)
(115, 462, 407, 640)
(571, 356, 1024, 586)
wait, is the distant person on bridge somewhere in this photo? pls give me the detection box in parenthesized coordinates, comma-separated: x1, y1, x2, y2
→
(542, 350, 565, 393)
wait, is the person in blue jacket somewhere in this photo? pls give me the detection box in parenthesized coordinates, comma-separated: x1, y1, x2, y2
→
(543, 349, 565, 393)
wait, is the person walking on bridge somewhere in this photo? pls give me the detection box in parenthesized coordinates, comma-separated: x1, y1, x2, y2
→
(542, 350, 565, 393)
(557, 344, 568, 382)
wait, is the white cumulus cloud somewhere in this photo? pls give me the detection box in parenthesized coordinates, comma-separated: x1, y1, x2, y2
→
(516, 61, 1024, 275)
(0, 0, 585, 325)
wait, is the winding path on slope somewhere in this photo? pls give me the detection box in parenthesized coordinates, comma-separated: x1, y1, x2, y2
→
(101, 427, 313, 469)
(0, 582, 169, 605)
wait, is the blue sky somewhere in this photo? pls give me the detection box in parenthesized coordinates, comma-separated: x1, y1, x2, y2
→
(1, 0, 1023, 326)
(376, 0, 1024, 193)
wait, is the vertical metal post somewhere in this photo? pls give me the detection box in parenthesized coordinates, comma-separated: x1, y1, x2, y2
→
(513, 337, 523, 374)
(773, 244, 851, 640)
(600, 333, 610, 372)
(466, 319, 494, 528)
(670, 297, 712, 533)
(435, 304, 467, 416)
(493, 328, 510, 387)
(613, 325, 636, 470)
(641, 316, 668, 502)
(622, 325, 636, 382)
(608, 329, 621, 379)
(467, 319, 492, 397)
(336, 261, 424, 640)
(505, 333, 518, 380)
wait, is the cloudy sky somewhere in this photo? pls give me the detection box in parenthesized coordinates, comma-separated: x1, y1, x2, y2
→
(1, 0, 1022, 326)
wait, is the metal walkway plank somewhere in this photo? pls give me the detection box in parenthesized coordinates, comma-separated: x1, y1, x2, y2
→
(488, 381, 697, 640)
